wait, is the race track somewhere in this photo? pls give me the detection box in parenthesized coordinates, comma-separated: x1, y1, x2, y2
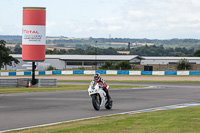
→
(1, 82, 200, 132)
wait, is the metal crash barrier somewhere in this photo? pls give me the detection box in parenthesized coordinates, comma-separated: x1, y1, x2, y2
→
(0, 79, 17, 88)
(0, 79, 57, 88)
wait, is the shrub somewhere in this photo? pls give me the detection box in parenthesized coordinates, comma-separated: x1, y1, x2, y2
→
(100, 61, 113, 69)
(115, 61, 131, 70)
(177, 59, 191, 70)
(78, 66, 85, 70)
(46, 65, 56, 70)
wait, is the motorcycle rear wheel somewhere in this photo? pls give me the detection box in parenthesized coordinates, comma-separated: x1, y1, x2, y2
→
(92, 94, 101, 111)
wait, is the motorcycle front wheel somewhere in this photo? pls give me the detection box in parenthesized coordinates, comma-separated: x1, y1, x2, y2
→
(92, 94, 101, 111)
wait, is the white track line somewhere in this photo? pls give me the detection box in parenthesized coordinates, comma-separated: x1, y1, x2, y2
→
(1, 102, 200, 133)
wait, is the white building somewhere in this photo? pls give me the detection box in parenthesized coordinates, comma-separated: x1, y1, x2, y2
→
(141, 57, 200, 65)
(3, 55, 200, 71)
(5, 54, 143, 70)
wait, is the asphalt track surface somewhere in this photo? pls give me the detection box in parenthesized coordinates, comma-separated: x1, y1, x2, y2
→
(1, 82, 200, 131)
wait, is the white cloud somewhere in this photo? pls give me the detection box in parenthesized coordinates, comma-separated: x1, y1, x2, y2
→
(2, 0, 197, 39)
(0, 25, 21, 35)
(43, 0, 200, 38)
(107, 25, 122, 31)
(0, 26, 3, 33)
(110, 0, 200, 38)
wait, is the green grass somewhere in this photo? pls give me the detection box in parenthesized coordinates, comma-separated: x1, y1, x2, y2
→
(0, 84, 146, 94)
(6, 106, 200, 133)
(58, 80, 200, 84)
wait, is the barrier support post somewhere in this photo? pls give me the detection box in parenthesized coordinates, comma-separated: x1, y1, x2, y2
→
(32, 62, 36, 85)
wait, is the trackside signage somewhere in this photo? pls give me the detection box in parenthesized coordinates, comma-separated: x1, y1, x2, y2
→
(22, 7, 46, 61)
(22, 25, 46, 45)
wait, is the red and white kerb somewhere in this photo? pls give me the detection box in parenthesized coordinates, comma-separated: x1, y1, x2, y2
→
(22, 7, 46, 61)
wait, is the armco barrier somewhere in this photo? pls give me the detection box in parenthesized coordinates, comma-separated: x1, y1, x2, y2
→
(117, 71, 129, 75)
(177, 71, 189, 75)
(165, 71, 177, 75)
(1, 72, 8, 76)
(39, 71, 45, 75)
(152, 71, 165, 75)
(189, 71, 200, 75)
(141, 71, 152, 75)
(62, 71, 73, 75)
(95, 70, 106, 74)
(46, 71, 53, 75)
(1, 71, 200, 76)
(129, 71, 141, 75)
(16, 72, 24, 75)
(24, 71, 31, 75)
(9, 72, 16, 76)
(52, 71, 61, 75)
(73, 70, 84, 74)
(84, 70, 95, 74)
(38, 79, 57, 87)
(0, 79, 17, 87)
(106, 70, 117, 75)
(0, 78, 57, 88)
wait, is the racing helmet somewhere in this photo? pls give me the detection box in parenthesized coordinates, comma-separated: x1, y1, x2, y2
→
(94, 73, 100, 81)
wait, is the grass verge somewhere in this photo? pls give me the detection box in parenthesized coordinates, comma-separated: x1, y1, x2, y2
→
(5, 106, 200, 133)
(58, 80, 200, 84)
(0, 84, 146, 94)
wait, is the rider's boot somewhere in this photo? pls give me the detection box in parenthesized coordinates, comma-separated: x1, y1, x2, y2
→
(103, 87, 112, 103)
(105, 90, 112, 103)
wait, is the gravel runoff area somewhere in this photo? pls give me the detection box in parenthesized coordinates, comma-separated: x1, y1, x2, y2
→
(0, 75, 200, 81)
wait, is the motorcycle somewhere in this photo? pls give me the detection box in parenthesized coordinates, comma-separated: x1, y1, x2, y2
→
(88, 81, 113, 111)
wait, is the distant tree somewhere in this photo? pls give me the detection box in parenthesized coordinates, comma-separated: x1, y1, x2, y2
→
(59, 49, 67, 54)
(194, 49, 200, 57)
(0, 40, 19, 70)
(130, 45, 193, 56)
(128, 42, 130, 51)
(46, 49, 53, 54)
(0, 40, 6, 46)
(13, 44, 22, 54)
(115, 61, 131, 70)
(100, 61, 113, 69)
(73, 48, 85, 55)
(46, 65, 56, 70)
(177, 59, 191, 70)
(86, 51, 97, 55)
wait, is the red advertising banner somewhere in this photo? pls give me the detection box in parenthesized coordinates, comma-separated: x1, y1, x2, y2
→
(22, 7, 46, 61)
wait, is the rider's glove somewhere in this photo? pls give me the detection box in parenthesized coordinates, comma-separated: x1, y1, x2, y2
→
(103, 87, 108, 92)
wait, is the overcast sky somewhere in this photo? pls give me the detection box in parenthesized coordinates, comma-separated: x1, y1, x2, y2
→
(1, 0, 200, 39)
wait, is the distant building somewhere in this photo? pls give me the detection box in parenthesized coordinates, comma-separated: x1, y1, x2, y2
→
(4, 54, 143, 70)
(132, 43, 154, 46)
(141, 57, 200, 65)
(3, 55, 200, 71)
(117, 51, 130, 54)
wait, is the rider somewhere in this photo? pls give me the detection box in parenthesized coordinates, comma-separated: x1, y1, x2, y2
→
(94, 73, 112, 103)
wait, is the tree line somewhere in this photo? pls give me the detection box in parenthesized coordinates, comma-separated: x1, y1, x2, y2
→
(1, 39, 200, 71)
(46, 45, 196, 56)
(11, 44, 199, 56)
(129, 45, 194, 56)
(3, 35, 200, 47)
(0, 40, 19, 70)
